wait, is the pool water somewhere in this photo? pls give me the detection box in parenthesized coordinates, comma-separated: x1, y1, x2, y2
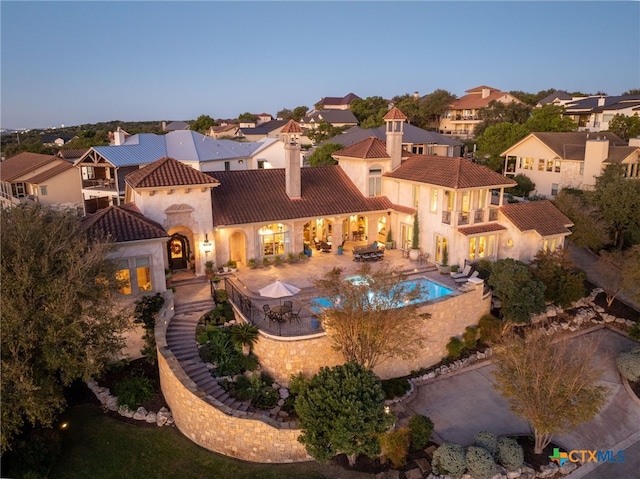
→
(310, 277, 454, 312)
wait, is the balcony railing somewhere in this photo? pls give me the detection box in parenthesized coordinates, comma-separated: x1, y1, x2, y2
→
(489, 209, 499, 221)
(474, 210, 485, 223)
(82, 179, 117, 190)
(442, 211, 451, 225)
(458, 213, 469, 225)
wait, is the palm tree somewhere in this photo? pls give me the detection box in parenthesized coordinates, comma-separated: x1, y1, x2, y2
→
(230, 323, 259, 356)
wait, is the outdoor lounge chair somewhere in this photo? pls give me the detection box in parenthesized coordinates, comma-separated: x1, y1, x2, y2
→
(451, 264, 472, 279)
(320, 241, 332, 252)
(454, 270, 479, 284)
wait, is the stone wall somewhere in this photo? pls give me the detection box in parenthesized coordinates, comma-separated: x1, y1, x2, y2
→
(254, 284, 491, 384)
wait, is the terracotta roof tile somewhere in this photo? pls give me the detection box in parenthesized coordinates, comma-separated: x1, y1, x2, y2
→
(210, 166, 392, 226)
(450, 90, 516, 110)
(334, 137, 390, 159)
(125, 157, 219, 189)
(1, 152, 57, 182)
(500, 200, 573, 237)
(392, 204, 416, 215)
(280, 120, 304, 134)
(458, 223, 507, 236)
(384, 156, 516, 189)
(81, 205, 168, 243)
(383, 107, 407, 121)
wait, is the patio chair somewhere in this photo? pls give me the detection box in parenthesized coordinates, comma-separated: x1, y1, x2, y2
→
(262, 304, 279, 322)
(320, 241, 332, 252)
(455, 270, 479, 284)
(288, 306, 301, 323)
(283, 300, 293, 312)
(451, 264, 472, 279)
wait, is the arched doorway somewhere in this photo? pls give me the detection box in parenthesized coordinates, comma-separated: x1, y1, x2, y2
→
(229, 231, 246, 266)
(168, 233, 190, 271)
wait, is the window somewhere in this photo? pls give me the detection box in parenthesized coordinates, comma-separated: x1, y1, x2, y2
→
(506, 156, 517, 173)
(411, 145, 424, 155)
(538, 159, 545, 171)
(542, 237, 559, 253)
(40, 185, 48, 196)
(368, 168, 382, 197)
(116, 257, 153, 295)
(520, 157, 534, 170)
(11, 182, 26, 198)
(469, 235, 496, 259)
(551, 183, 559, 196)
(435, 235, 448, 263)
(478, 189, 487, 209)
(257, 160, 265, 169)
(258, 223, 288, 256)
(554, 161, 561, 173)
(224, 161, 230, 171)
(546, 160, 554, 172)
(430, 189, 438, 213)
(413, 185, 419, 208)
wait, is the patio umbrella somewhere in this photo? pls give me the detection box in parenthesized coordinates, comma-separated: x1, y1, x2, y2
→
(258, 280, 301, 304)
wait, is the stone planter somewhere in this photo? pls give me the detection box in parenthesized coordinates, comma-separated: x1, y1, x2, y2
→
(409, 249, 420, 261)
(438, 265, 450, 274)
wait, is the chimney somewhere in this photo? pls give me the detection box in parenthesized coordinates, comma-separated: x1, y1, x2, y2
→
(383, 107, 407, 170)
(413, 91, 420, 100)
(597, 96, 605, 107)
(482, 88, 491, 99)
(629, 137, 640, 148)
(281, 120, 303, 199)
(113, 127, 125, 146)
(162, 121, 167, 131)
(583, 137, 609, 188)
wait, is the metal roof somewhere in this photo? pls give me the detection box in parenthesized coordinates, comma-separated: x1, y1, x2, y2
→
(327, 124, 463, 148)
(91, 131, 263, 167)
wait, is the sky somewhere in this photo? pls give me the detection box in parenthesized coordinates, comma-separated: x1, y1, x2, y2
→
(1, 1, 639, 129)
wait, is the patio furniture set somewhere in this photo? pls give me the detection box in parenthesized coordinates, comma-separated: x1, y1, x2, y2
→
(352, 243, 385, 262)
(263, 302, 301, 323)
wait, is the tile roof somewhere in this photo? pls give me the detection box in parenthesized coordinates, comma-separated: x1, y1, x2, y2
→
(25, 161, 74, 184)
(81, 205, 168, 243)
(537, 91, 573, 105)
(209, 166, 392, 226)
(281, 120, 303, 134)
(334, 137, 390, 159)
(450, 88, 516, 110)
(125, 157, 220, 189)
(1, 152, 57, 182)
(383, 107, 407, 120)
(384, 156, 517, 189)
(606, 146, 640, 164)
(327, 124, 463, 148)
(458, 223, 507, 236)
(392, 204, 416, 215)
(500, 200, 573, 237)
(57, 149, 89, 161)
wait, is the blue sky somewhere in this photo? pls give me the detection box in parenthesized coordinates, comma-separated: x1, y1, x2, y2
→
(2, 1, 638, 129)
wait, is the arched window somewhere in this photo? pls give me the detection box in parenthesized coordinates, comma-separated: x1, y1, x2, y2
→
(258, 223, 288, 256)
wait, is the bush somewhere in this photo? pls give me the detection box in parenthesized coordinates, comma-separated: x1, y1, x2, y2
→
(408, 415, 434, 451)
(446, 336, 465, 360)
(379, 427, 410, 468)
(496, 437, 524, 472)
(474, 430, 498, 456)
(616, 347, 640, 382)
(466, 446, 497, 479)
(115, 376, 154, 409)
(381, 377, 411, 400)
(196, 333, 208, 345)
(463, 325, 478, 350)
(478, 314, 502, 344)
(215, 289, 229, 304)
(629, 322, 640, 341)
(432, 443, 466, 477)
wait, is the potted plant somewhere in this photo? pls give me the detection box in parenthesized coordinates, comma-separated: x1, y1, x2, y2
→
(226, 260, 238, 272)
(273, 255, 283, 266)
(248, 258, 257, 269)
(450, 264, 459, 275)
(287, 252, 296, 264)
(212, 275, 222, 289)
(262, 256, 271, 267)
(230, 323, 259, 356)
(385, 228, 395, 250)
(204, 261, 215, 279)
(298, 251, 307, 261)
(409, 212, 421, 261)
(439, 243, 450, 274)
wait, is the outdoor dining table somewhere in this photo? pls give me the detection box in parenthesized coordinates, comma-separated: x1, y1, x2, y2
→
(352, 246, 384, 262)
(271, 304, 292, 322)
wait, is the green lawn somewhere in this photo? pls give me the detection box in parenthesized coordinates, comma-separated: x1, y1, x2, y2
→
(49, 405, 329, 479)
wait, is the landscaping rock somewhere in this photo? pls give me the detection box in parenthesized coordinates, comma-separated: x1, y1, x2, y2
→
(277, 399, 285, 407)
(133, 407, 148, 421)
(145, 411, 157, 423)
(279, 388, 289, 399)
(507, 469, 522, 478)
(425, 445, 437, 458)
(536, 462, 558, 478)
(404, 469, 423, 479)
(415, 457, 432, 474)
(119, 405, 134, 418)
(559, 462, 577, 475)
(106, 396, 119, 412)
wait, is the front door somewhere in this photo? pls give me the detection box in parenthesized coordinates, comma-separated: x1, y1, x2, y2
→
(168, 234, 188, 270)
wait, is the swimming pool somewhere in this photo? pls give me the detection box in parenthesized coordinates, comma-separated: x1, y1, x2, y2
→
(309, 277, 454, 312)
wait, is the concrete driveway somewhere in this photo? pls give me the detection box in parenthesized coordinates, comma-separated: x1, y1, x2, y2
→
(401, 328, 640, 478)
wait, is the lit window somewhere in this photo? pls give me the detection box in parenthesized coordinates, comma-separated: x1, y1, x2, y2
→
(538, 159, 545, 171)
(116, 260, 132, 295)
(555, 161, 561, 173)
(135, 257, 152, 292)
(116, 257, 153, 295)
(430, 189, 438, 213)
(546, 160, 554, 172)
(551, 183, 559, 196)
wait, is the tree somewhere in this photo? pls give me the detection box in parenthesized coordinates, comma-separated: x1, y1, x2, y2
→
(530, 249, 586, 307)
(350, 96, 388, 128)
(313, 264, 429, 370)
(487, 259, 545, 324)
(553, 190, 610, 250)
(593, 164, 640, 249)
(295, 361, 393, 465)
(476, 123, 529, 172)
(278, 106, 309, 122)
(307, 143, 341, 167)
(492, 331, 608, 454)
(237, 112, 257, 122)
(598, 246, 640, 307)
(391, 93, 426, 128)
(306, 121, 347, 144)
(608, 113, 640, 141)
(422, 89, 457, 130)
(525, 105, 577, 132)
(190, 114, 217, 133)
(622, 89, 640, 96)
(63, 130, 109, 149)
(507, 173, 535, 198)
(1, 205, 128, 450)
(474, 100, 531, 138)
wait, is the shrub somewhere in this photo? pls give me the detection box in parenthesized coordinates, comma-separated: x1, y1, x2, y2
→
(215, 289, 229, 304)
(262, 257, 271, 267)
(478, 314, 502, 344)
(249, 374, 279, 409)
(239, 353, 259, 372)
(496, 437, 524, 472)
(115, 376, 154, 409)
(446, 336, 465, 360)
(629, 322, 640, 341)
(287, 253, 296, 263)
(196, 333, 208, 345)
(463, 325, 478, 350)
(474, 259, 493, 280)
(273, 255, 283, 266)
(474, 430, 498, 456)
(289, 372, 308, 395)
(408, 415, 434, 451)
(466, 446, 497, 479)
(616, 347, 640, 382)
(432, 443, 466, 477)
(381, 377, 411, 400)
(379, 427, 410, 468)
(133, 293, 165, 363)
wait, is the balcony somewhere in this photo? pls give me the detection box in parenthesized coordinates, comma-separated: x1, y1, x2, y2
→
(489, 209, 499, 221)
(82, 179, 117, 191)
(474, 210, 485, 223)
(458, 213, 470, 225)
(442, 211, 451, 225)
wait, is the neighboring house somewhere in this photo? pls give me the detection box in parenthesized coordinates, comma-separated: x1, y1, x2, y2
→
(41, 133, 77, 146)
(536, 91, 576, 107)
(206, 124, 243, 139)
(440, 85, 522, 139)
(563, 95, 640, 132)
(57, 149, 89, 163)
(1, 151, 82, 209)
(162, 121, 190, 131)
(328, 123, 464, 157)
(74, 130, 274, 214)
(256, 113, 273, 124)
(334, 108, 572, 265)
(108, 127, 131, 145)
(299, 110, 359, 131)
(501, 132, 639, 197)
(81, 204, 169, 298)
(315, 92, 361, 111)
(239, 120, 288, 141)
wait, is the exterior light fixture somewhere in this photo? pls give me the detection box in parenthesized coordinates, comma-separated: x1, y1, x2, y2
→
(203, 234, 212, 254)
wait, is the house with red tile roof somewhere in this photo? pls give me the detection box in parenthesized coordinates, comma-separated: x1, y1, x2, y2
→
(501, 132, 639, 197)
(1, 151, 82, 210)
(439, 85, 522, 139)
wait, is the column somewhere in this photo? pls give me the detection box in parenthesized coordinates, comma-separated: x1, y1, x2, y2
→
(332, 219, 344, 255)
